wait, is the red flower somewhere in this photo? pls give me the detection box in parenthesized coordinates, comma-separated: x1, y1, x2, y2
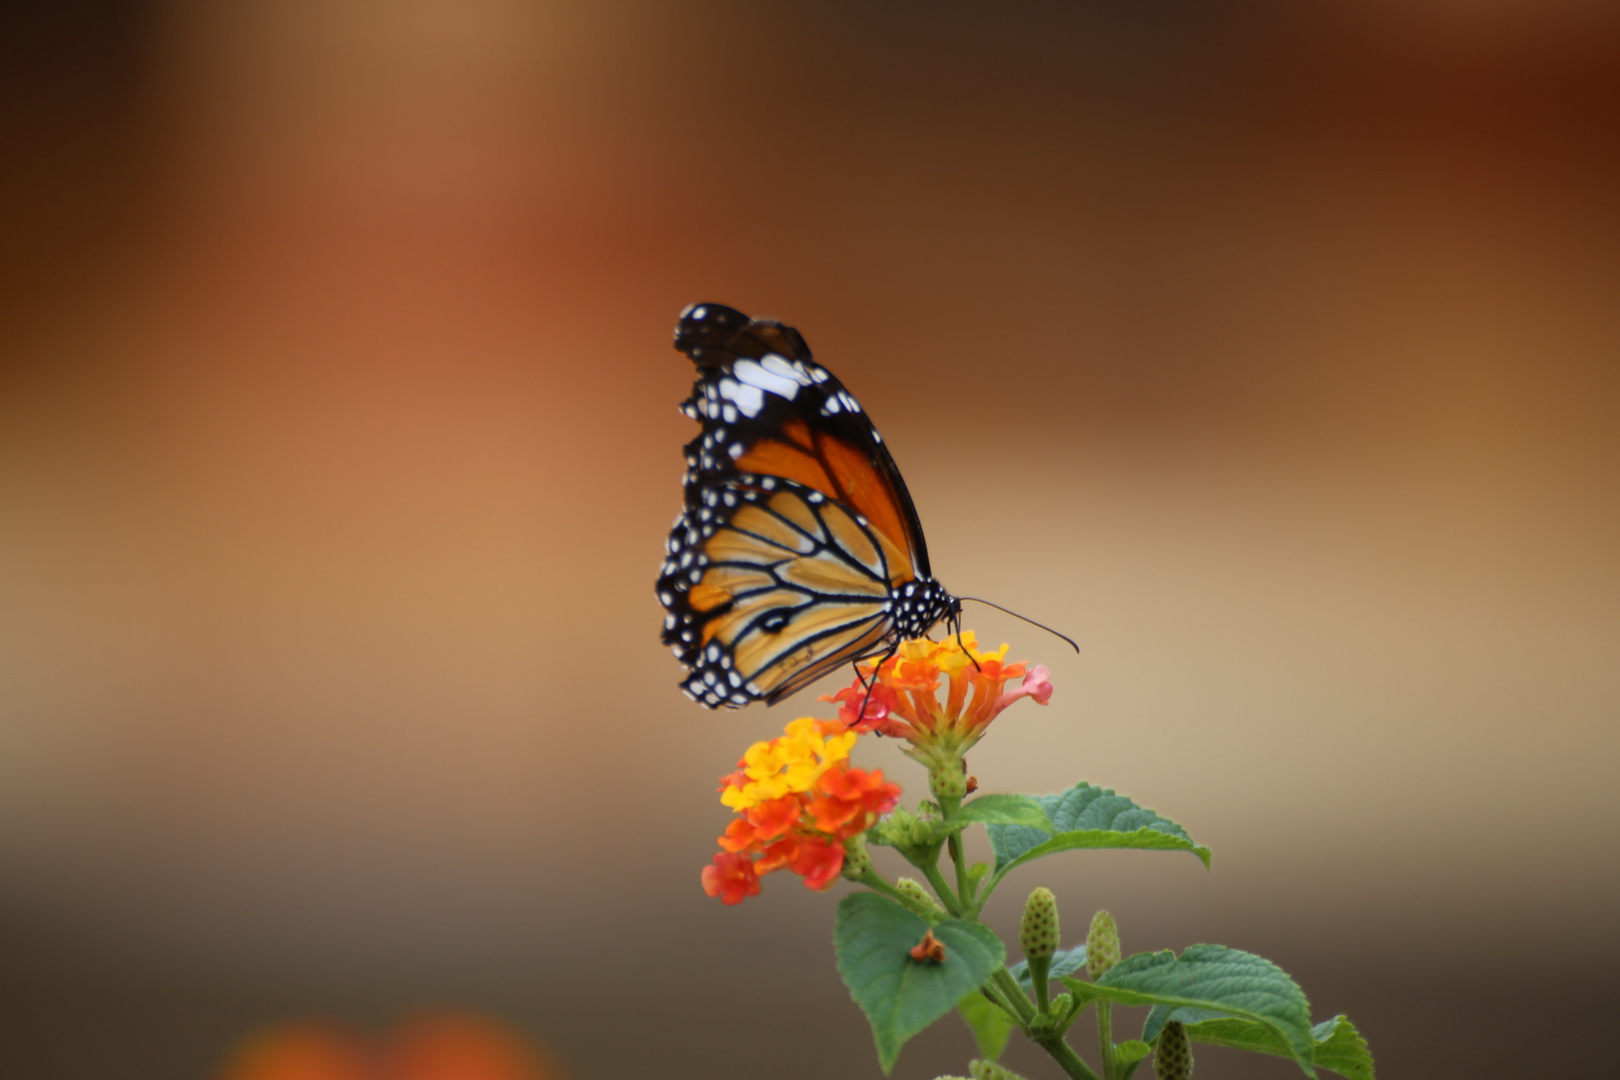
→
(790, 837, 846, 891)
(701, 852, 761, 905)
(808, 765, 902, 839)
(744, 795, 802, 841)
(716, 818, 757, 854)
(754, 836, 799, 874)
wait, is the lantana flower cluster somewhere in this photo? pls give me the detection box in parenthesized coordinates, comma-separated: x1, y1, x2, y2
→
(701, 716, 900, 905)
(825, 631, 1052, 761)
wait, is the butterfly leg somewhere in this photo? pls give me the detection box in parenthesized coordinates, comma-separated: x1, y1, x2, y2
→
(850, 643, 899, 731)
(950, 609, 981, 673)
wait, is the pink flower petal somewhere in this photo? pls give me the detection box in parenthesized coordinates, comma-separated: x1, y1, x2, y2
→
(994, 664, 1053, 713)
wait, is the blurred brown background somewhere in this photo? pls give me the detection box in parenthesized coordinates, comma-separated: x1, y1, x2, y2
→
(2, 1, 1617, 1077)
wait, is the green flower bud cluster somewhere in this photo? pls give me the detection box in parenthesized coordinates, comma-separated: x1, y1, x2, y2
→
(840, 833, 873, 881)
(1154, 1019, 1192, 1080)
(872, 803, 948, 864)
(1021, 887, 1060, 1013)
(893, 877, 946, 919)
(1087, 910, 1121, 979)
(929, 756, 969, 802)
(968, 1060, 1033, 1080)
(1020, 886, 1060, 960)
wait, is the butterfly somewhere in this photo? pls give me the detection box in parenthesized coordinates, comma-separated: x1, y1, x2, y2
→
(657, 303, 960, 708)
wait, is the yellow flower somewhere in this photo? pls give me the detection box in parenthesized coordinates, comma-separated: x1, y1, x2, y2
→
(719, 718, 857, 811)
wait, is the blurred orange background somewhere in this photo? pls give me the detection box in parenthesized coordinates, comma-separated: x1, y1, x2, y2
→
(2, 2, 1616, 1078)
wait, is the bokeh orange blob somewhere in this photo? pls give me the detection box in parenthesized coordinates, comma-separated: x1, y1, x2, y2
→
(215, 1024, 370, 1080)
(215, 1014, 564, 1080)
(384, 1014, 563, 1080)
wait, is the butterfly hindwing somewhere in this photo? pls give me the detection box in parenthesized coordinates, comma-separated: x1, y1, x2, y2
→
(659, 477, 910, 706)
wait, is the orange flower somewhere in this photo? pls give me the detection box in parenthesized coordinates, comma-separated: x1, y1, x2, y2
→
(701, 852, 761, 905)
(809, 765, 901, 839)
(745, 795, 803, 841)
(823, 631, 1051, 761)
(790, 837, 846, 891)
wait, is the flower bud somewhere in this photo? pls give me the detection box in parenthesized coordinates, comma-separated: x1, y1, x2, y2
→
(894, 877, 946, 918)
(1086, 910, 1121, 979)
(969, 1061, 1031, 1080)
(929, 757, 969, 802)
(874, 806, 914, 848)
(1019, 887, 1060, 962)
(840, 834, 872, 881)
(1154, 1019, 1192, 1080)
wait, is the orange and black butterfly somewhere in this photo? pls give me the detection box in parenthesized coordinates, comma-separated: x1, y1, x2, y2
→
(658, 303, 960, 708)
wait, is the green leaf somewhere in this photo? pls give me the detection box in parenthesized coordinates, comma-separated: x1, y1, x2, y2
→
(835, 893, 1006, 1074)
(1007, 945, 1088, 991)
(957, 990, 1015, 1060)
(1115, 1040, 1152, 1068)
(947, 794, 1053, 832)
(1140, 1010, 1374, 1080)
(985, 784, 1209, 892)
(1064, 945, 1314, 1076)
(1311, 1016, 1375, 1080)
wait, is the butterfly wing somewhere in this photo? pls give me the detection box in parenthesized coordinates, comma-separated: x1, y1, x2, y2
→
(658, 478, 910, 706)
(659, 303, 946, 708)
(671, 303, 932, 577)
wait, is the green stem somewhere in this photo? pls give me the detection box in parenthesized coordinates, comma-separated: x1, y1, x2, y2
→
(919, 859, 963, 917)
(948, 831, 974, 913)
(1096, 1001, 1115, 1080)
(988, 968, 1036, 1026)
(977, 981, 1021, 1025)
(1028, 956, 1052, 1015)
(1035, 1034, 1104, 1080)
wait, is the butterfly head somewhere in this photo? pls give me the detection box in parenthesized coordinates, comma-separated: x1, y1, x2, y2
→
(891, 578, 958, 642)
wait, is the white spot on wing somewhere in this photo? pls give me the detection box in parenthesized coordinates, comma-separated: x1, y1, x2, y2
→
(734, 358, 802, 400)
(730, 382, 764, 417)
(760, 354, 814, 386)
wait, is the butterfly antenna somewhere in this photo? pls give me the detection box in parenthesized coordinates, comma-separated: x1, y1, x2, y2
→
(955, 596, 1080, 653)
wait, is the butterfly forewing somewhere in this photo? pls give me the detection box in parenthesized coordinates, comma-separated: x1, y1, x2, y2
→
(673, 304, 931, 577)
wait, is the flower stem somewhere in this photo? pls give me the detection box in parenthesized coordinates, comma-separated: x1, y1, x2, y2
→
(920, 860, 963, 917)
(988, 968, 1035, 1026)
(1096, 1001, 1115, 1080)
(1029, 956, 1052, 1015)
(1035, 1033, 1104, 1080)
(948, 831, 974, 912)
(977, 981, 1021, 1025)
